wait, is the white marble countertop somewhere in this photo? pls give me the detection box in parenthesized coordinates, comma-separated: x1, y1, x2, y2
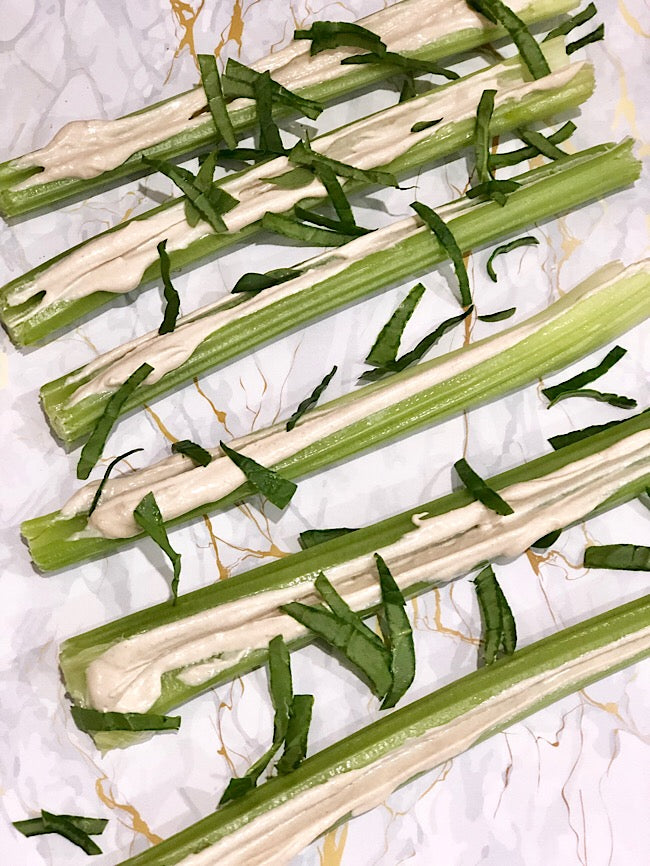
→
(0, 1, 648, 864)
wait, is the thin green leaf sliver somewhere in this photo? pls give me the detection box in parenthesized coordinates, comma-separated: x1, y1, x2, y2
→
(519, 128, 568, 161)
(294, 20, 385, 57)
(489, 122, 576, 169)
(197, 54, 237, 149)
(542, 345, 627, 404)
(232, 267, 303, 295)
(39, 811, 102, 856)
(467, 0, 551, 80)
(411, 119, 443, 133)
(298, 527, 357, 549)
(375, 554, 415, 710)
(71, 706, 180, 732)
(219, 441, 297, 509)
(261, 212, 352, 246)
(544, 3, 597, 41)
(254, 70, 285, 155)
(546, 388, 637, 410)
(313, 162, 355, 228)
(548, 415, 636, 450)
(286, 366, 338, 431)
(288, 140, 398, 189)
(157, 239, 180, 335)
(466, 179, 521, 206)
(411, 201, 471, 307)
(221, 58, 322, 120)
(171, 439, 213, 467)
(133, 492, 182, 602)
(293, 205, 370, 237)
(366, 283, 426, 368)
(567, 23, 605, 55)
(532, 528, 562, 549)
(185, 151, 219, 226)
(13, 812, 108, 838)
(455, 458, 514, 516)
(341, 50, 459, 81)
(473, 565, 517, 665)
(584, 545, 650, 571)
(314, 573, 387, 649)
(477, 307, 516, 322)
(77, 363, 153, 480)
(88, 448, 144, 517)
(474, 89, 497, 185)
(486, 236, 539, 282)
(276, 694, 314, 775)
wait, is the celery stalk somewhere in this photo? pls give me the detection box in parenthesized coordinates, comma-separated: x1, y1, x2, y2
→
(58, 410, 650, 751)
(0, 44, 593, 346)
(110, 593, 650, 865)
(0, 0, 577, 217)
(24, 259, 650, 573)
(42, 140, 641, 444)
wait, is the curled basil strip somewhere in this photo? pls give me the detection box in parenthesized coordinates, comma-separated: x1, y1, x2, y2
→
(286, 366, 338, 431)
(171, 439, 213, 467)
(411, 201, 471, 307)
(366, 283, 426, 369)
(298, 527, 357, 549)
(474, 564, 517, 665)
(232, 267, 303, 296)
(87, 448, 144, 517)
(474, 89, 497, 186)
(542, 345, 627, 405)
(220, 440, 297, 509)
(71, 706, 181, 732)
(544, 3, 597, 41)
(455, 458, 514, 516)
(157, 239, 180, 335)
(133, 491, 182, 602)
(375, 554, 415, 709)
(489, 122, 576, 170)
(197, 53, 237, 149)
(584, 544, 650, 571)
(486, 236, 539, 282)
(567, 23, 605, 55)
(467, 0, 551, 79)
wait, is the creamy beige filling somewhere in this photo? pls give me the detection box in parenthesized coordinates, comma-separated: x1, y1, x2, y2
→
(83, 427, 650, 713)
(6, 57, 582, 318)
(174, 624, 650, 865)
(60, 258, 643, 540)
(13, 0, 541, 187)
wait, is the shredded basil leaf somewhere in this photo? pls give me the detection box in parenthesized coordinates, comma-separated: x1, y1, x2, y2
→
(220, 440, 297, 509)
(253, 69, 286, 155)
(222, 58, 322, 120)
(375, 554, 415, 709)
(474, 564, 517, 665)
(298, 527, 357, 549)
(288, 139, 399, 188)
(293, 205, 370, 237)
(411, 118, 443, 133)
(567, 23, 605, 55)
(232, 267, 303, 295)
(286, 366, 337, 431)
(544, 3, 597, 41)
(133, 491, 182, 602)
(366, 283, 426, 368)
(294, 20, 385, 56)
(197, 53, 237, 149)
(275, 693, 314, 775)
(545, 388, 637, 410)
(71, 706, 180, 732)
(185, 151, 219, 226)
(399, 74, 417, 103)
(77, 363, 153, 481)
(87, 448, 144, 518)
(15, 811, 103, 856)
(466, 178, 521, 206)
(518, 128, 567, 161)
(467, 0, 551, 79)
(341, 50, 458, 81)
(313, 162, 355, 228)
(266, 166, 316, 189)
(410, 202, 472, 307)
(171, 439, 213, 467)
(489, 122, 576, 169)
(542, 345, 627, 405)
(261, 211, 352, 246)
(531, 528, 562, 550)
(13, 812, 108, 840)
(548, 417, 630, 450)
(455, 458, 514, 516)
(475, 89, 497, 185)
(584, 544, 650, 571)
(486, 236, 539, 282)
(477, 307, 516, 322)
(156, 239, 180, 335)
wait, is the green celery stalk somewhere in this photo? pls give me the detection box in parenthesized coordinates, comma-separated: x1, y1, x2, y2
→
(42, 139, 639, 445)
(26, 258, 649, 573)
(1, 43, 593, 346)
(110, 593, 650, 864)
(58, 410, 650, 750)
(0, 0, 577, 217)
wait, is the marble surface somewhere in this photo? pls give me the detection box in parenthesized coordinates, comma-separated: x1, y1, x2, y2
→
(0, 1, 648, 864)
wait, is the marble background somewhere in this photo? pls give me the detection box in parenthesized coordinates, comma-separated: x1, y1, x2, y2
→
(0, 1, 648, 864)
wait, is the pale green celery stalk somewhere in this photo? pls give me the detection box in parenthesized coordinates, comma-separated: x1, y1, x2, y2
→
(42, 140, 640, 444)
(58, 410, 650, 751)
(0, 0, 577, 217)
(24, 259, 650, 573)
(112, 593, 650, 865)
(0, 41, 591, 347)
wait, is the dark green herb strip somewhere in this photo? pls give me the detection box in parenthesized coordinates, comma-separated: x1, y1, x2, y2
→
(288, 140, 398, 188)
(467, 0, 551, 79)
(475, 89, 497, 185)
(489, 122, 576, 169)
(261, 212, 352, 246)
(276, 694, 314, 775)
(286, 366, 338, 431)
(477, 307, 516, 322)
(474, 565, 517, 664)
(531, 528, 562, 549)
(71, 706, 180, 732)
(366, 283, 426, 368)
(39, 812, 102, 856)
(567, 23, 605, 55)
(548, 417, 633, 450)
(341, 50, 459, 81)
(314, 573, 387, 649)
(219, 440, 297, 509)
(293, 206, 370, 237)
(495, 576, 517, 655)
(157, 239, 180, 335)
(542, 345, 627, 403)
(232, 267, 302, 295)
(220, 635, 294, 803)
(466, 179, 521, 206)
(266, 166, 316, 189)
(455, 458, 514, 516)
(197, 54, 237, 149)
(411, 118, 443, 133)
(544, 3, 597, 41)
(143, 157, 238, 232)
(519, 129, 567, 160)
(13, 813, 108, 838)
(313, 163, 355, 228)
(185, 151, 218, 226)
(221, 58, 322, 121)
(375, 554, 415, 710)
(546, 388, 637, 410)
(133, 491, 182, 602)
(171, 439, 213, 467)
(254, 70, 286, 155)
(298, 527, 357, 550)
(486, 236, 539, 282)
(584, 544, 650, 571)
(294, 20, 385, 56)
(77, 363, 153, 480)
(411, 201, 471, 307)
(87, 448, 144, 518)
(218, 148, 270, 164)
(400, 74, 417, 103)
